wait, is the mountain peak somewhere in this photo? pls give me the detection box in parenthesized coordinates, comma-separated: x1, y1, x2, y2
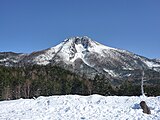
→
(67, 36, 91, 40)
(64, 36, 92, 49)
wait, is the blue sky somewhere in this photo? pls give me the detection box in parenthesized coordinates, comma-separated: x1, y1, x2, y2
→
(0, 0, 160, 59)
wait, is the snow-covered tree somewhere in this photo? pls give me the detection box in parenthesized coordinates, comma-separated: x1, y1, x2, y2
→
(141, 70, 145, 96)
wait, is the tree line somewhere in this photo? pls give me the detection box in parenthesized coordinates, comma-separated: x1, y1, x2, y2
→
(0, 65, 160, 100)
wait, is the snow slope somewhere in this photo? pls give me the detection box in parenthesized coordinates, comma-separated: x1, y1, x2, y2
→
(0, 95, 160, 120)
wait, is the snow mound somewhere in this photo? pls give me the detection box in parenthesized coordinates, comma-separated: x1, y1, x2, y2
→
(0, 95, 160, 120)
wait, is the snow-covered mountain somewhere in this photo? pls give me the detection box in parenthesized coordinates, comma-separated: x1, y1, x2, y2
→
(0, 36, 160, 79)
(0, 95, 160, 120)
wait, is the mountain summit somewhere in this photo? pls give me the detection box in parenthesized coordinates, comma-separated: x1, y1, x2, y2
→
(0, 36, 160, 79)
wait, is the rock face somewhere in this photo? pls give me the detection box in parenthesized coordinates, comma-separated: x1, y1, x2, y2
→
(0, 36, 160, 81)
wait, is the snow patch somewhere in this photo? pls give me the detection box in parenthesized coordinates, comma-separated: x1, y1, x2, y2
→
(144, 60, 160, 68)
(103, 68, 118, 77)
(122, 66, 134, 70)
(0, 58, 8, 62)
(70, 44, 86, 62)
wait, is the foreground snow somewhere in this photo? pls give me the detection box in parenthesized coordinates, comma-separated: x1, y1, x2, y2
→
(0, 95, 160, 120)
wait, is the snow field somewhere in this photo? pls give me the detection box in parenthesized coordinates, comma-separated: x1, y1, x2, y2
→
(0, 95, 160, 120)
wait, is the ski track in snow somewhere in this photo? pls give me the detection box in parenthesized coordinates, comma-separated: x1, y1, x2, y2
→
(0, 95, 160, 120)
